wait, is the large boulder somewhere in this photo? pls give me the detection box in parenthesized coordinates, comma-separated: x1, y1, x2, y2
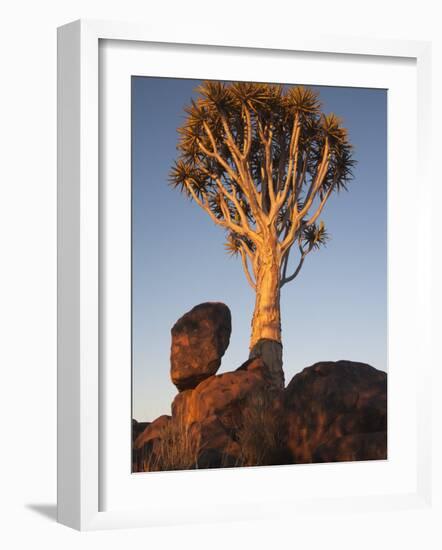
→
(284, 360, 387, 463)
(170, 302, 232, 392)
(172, 357, 274, 431)
(171, 357, 286, 468)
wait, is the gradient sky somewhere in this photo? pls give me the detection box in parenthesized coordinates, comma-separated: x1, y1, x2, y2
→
(132, 77, 387, 422)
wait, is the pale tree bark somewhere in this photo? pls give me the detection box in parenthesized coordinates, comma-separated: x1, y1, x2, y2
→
(249, 242, 285, 389)
(250, 253, 281, 348)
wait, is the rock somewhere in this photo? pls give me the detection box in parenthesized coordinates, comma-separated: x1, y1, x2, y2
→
(191, 415, 241, 468)
(284, 360, 387, 463)
(197, 448, 234, 469)
(170, 302, 232, 391)
(132, 415, 171, 472)
(172, 357, 274, 431)
(313, 431, 387, 463)
(132, 419, 150, 442)
(134, 414, 171, 449)
(171, 389, 193, 423)
(171, 357, 284, 467)
(134, 356, 387, 471)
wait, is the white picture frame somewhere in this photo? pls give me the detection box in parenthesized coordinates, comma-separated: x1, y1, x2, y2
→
(57, 19, 433, 531)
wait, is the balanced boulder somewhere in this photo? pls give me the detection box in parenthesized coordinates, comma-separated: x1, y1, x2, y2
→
(170, 302, 231, 391)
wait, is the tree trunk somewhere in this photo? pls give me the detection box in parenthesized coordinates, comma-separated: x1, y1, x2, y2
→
(249, 246, 284, 389)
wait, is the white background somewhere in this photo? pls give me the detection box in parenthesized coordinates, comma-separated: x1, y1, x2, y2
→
(0, 0, 441, 548)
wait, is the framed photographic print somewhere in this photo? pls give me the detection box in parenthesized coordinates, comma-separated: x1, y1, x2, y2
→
(57, 19, 432, 530)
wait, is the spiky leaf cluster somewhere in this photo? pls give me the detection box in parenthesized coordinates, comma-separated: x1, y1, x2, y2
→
(224, 232, 256, 257)
(171, 80, 353, 230)
(302, 221, 329, 251)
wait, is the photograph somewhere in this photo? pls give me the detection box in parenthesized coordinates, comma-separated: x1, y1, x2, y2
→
(3, 1, 432, 542)
(131, 77, 388, 472)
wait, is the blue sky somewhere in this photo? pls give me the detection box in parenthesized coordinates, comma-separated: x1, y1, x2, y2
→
(132, 77, 387, 422)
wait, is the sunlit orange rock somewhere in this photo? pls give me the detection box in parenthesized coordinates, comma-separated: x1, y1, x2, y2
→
(170, 357, 282, 467)
(172, 357, 273, 430)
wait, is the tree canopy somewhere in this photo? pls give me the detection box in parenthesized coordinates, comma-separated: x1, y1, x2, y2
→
(170, 81, 355, 291)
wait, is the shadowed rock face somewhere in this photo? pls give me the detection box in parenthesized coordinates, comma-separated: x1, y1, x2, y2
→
(132, 415, 171, 472)
(284, 360, 387, 463)
(170, 302, 232, 392)
(134, 415, 171, 450)
(312, 431, 387, 463)
(132, 419, 150, 442)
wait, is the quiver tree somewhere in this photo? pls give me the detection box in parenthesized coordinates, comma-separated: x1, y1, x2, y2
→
(170, 81, 355, 388)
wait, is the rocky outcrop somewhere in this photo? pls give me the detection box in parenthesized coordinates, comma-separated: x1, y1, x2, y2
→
(170, 302, 232, 392)
(284, 360, 387, 463)
(134, 305, 388, 471)
(171, 357, 280, 468)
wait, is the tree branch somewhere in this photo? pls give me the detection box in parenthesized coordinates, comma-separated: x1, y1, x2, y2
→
(305, 184, 334, 226)
(265, 129, 276, 208)
(280, 254, 305, 287)
(242, 105, 252, 159)
(297, 139, 330, 219)
(185, 180, 250, 239)
(239, 244, 256, 290)
(275, 114, 300, 214)
(199, 121, 264, 230)
(197, 134, 240, 187)
(255, 118, 276, 216)
(193, 152, 261, 245)
(280, 139, 330, 253)
(213, 176, 257, 240)
(220, 113, 242, 161)
(280, 241, 309, 287)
